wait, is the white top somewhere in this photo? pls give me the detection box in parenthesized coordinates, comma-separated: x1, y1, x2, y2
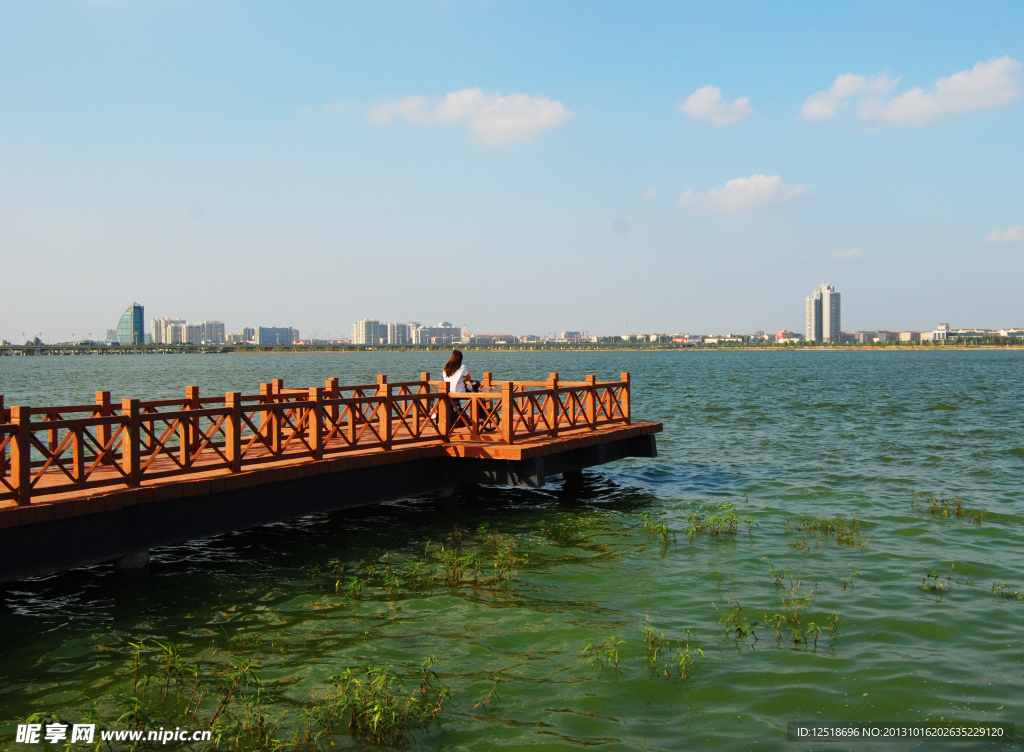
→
(444, 364, 469, 393)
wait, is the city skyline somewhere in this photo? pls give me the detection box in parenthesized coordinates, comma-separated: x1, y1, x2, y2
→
(1, 2, 1022, 342)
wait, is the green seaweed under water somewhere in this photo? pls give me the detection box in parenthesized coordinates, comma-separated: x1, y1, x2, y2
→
(1, 350, 1023, 750)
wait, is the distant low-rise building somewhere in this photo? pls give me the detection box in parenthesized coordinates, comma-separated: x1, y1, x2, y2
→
(899, 331, 921, 342)
(776, 330, 804, 343)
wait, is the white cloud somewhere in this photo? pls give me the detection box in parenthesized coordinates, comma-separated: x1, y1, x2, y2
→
(676, 85, 753, 125)
(368, 95, 431, 124)
(833, 247, 865, 262)
(643, 187, 657, 198)
(678, 174, 807, 213)
(801, 73, 899, 119)
(986, 226, 1024, 243)
(368, 88, 569, 143)
(802, 57, 1023, 124)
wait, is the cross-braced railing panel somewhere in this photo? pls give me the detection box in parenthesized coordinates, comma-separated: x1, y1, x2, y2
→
(0, 373, 631, 503)
(25, 416, 129, 495)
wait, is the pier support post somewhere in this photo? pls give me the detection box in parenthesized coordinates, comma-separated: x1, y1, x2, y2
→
(435, 484, 459, 512)
(113, 548, 150, 577)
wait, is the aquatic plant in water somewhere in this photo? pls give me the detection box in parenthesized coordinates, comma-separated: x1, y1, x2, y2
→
(581, 636, 624, 673)
(684, 501, 756, 540)
(643, 627, 705, 681)
(638, 511, 675, 546)
(784, 514, 866, 548)
(911, 493, 987, 524)
(991, 581, 1023, 601)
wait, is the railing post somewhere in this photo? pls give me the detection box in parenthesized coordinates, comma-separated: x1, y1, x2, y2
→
(546, 373, 559, 436)
(95, 390, 112, 464)
(585, 374, 597, 430)
(501, 382, 514, 444)
(308, 387, 324, 460)
(121, 399, 141, 487)
(225, 392, 242, 472)
(325, 378, 340, 433)
(482, 372, 492, 391)
(469, 393, 481, 438)
(0, 395, 7, 475)
(377, 376, 392, 449)
(260, 382, 281, 455)
(179, 386, 198, 468)
(420, 372, 430, 392)
(186, 385, 201, 454)
(11, 406, 32, 505)
(438, 381, 451, 438)
(620, 372, 631, 424)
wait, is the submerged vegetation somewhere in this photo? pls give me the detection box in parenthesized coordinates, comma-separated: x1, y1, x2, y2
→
(920, 564, 975, 601)
(912, 493, 987, 524)
(684, 501, 757, 540)
(717, 567, 841, 652)
(784, 514, 866, 549)
(11, 479, 1014, 749)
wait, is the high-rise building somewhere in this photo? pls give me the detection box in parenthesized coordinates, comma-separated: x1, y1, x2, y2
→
(197, 321, 225, 344)
(152, 317, 186, 344)
(387, 322, 412, 346)
(115, 303, 145, 345)
(258, 327, 295, 346)
(411, 322, 462, 345)
(352, 319, 388, 345)
(804, 284, 840, 342)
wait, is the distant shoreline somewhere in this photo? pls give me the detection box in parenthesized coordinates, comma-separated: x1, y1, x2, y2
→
(3, 343, 1023, 356)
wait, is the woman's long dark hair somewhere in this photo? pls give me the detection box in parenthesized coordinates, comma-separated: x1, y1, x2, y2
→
(443, 349, 463, 378)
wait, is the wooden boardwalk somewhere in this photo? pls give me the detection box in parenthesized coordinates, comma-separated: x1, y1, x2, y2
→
(0, 373, 660, 579)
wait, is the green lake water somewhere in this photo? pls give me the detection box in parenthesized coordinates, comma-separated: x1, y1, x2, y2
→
(0, 351, 1021, 750)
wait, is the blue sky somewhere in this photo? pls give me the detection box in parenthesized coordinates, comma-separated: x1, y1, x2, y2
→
(1, 0, 1022, 341)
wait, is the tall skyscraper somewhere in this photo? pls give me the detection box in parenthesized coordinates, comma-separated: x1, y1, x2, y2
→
(352, 319, 388, 345)
(804, 283, 840, 342)
(115, 303, 145, 344)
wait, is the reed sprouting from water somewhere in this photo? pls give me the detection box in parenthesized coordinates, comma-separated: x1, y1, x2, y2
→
(684, 501, 756, 540)
(912, 493, 987, 524)
(784, 514, 866, 549)
(25, 638, 453, 751)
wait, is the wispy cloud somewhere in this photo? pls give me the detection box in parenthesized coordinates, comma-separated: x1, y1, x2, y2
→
(369, 88, 570, 143)
(676, 85, 753, 125)
(833, 247, 865, 262)
(986, 226, 1024, 243)
(801, 73, 899, 120)
(802, 57, 1023, 124)
(643, 187, 657, 198)
(679, 174, 807, 213)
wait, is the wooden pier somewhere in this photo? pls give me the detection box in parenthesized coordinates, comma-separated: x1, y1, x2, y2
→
(0, 372, 660, 583)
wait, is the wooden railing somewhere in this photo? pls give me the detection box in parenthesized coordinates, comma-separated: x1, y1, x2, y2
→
(0, 372, 630, 505)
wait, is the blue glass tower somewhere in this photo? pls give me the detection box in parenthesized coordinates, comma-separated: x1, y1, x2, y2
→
(115, 303, 145, 345)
